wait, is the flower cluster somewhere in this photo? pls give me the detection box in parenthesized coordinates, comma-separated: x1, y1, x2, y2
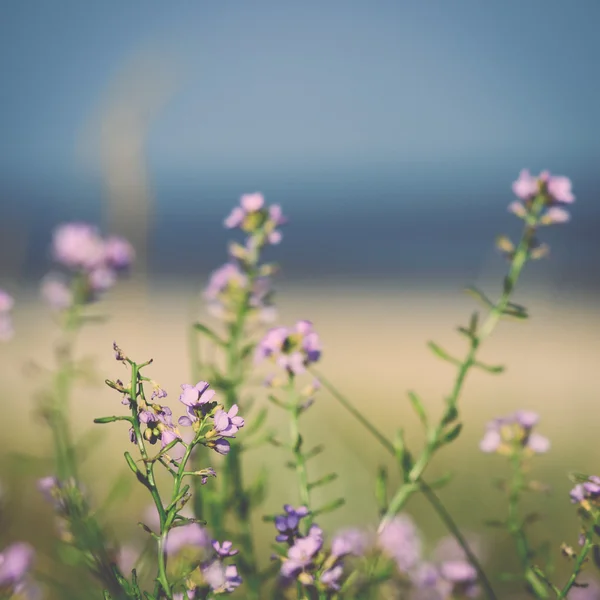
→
(570, 476, 600, 510)
(510, 169, 575, 225)
(274, 505, 348, 592)
(42, 222, 134, 310)
(0, 289, 14, 341)
(479, 410, 550, 455)
(255, 320, 322, 376)
(0, 542, 37, 599)
(172, 538, 242, 597)
(203, 192, 284, 324)
(177, 380, 245, 455)
(224, 192, 286, 246)
(203, 262, 276, 324)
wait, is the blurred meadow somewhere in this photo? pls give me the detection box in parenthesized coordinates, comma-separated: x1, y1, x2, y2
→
(1, 1, 600, 598)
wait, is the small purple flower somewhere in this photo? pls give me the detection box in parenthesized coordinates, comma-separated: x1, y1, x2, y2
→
(320, 564, 344, 591)
(178, 381, 216, 427)
(40, 275, 73, 311)
(439, 560, 480, 598)
(165, 523, 210, 556)
(256, 321, 322, 376)
(88, 267, 116, 293)
(331, 528, 369, 558)
(202, 561, 242, 593)
(274, 505, 310, 543)
(103, 236, 135, 270)
(512, 170, 539, 200)
(209, 438, 231, 456)
(213, 405, 245, 438)
(0, 542, 35, 588)
(280, 533, 323, 578)
(0, 289, 14, 341)
(378, 514, 422, 573)
(479, 411, 550, 455)
(52, 222, 105, 270)
(212, 540, 239, 558)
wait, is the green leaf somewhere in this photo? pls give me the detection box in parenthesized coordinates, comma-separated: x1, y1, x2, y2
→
(501, 304, 529, 320)
(312, 497, 345, 517)
(484, 519, 507, 529)
(441, 404, 459, 426)
(244, 407, 268, 437)
(473, 361, 505, 374)
(441, 423, 463, 444)
(427, 341, 460, 366)
(267, 394, 288, 409)
(304, 445, 325, 461)
(427, 472, 453, 489)
(407, 391, 428, 428)
(193, 322, 226, 347)
(465, 286, 494, 309)
(375, 466, 388, 513)
(308, 472, 338, 491)
(394, 429, 413, 477)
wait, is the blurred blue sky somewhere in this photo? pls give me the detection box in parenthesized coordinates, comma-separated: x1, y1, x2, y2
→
(0, 1, 599, 283)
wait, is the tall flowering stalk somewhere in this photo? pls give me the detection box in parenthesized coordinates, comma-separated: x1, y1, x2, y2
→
(96, 346, 245, 599)
(308, 170, 575, 600)
(34, 223, 135, 598)
(256, 320, 342, 530)
(189, 193, 284, 597)
(480, 411, 552, 597)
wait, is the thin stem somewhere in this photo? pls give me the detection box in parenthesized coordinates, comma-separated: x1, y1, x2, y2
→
(287, 380, 311, 517)
(380, 197, 545, 529)
(557, 517, 598, 599)
(313, 369, 496, 600)
(507, 453, 548, 598)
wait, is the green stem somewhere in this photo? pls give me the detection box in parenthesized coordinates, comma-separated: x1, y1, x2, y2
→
(557, 518, 598, 599)
(313, 369, 496, 600)
(380, 196, 545, 530)
(507, 453, 548, 598)
(287, 380, 311, 517)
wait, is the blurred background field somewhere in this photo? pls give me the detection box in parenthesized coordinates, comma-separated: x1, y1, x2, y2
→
(1, 1, 600, 597)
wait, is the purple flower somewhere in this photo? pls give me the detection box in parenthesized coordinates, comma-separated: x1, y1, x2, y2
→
(165, 523, 210, 556)
(256, 321, 322, 376)
(0, 542, 35, 588)
(378, 515, 422, 573)
(280, 533, 323, 578)
(274, 505, 310, 543)
(40, 275, 73, 311)
(212, 540, 238, 558)
(320, 564, 344, 591)
(480, 411, 550, 455)
(571, 476, 600, 507)
(103, 236, 135, 270)
(567, 576, 600, 599)
(52, 223, 105, 270)
(202, 561, 242, 593)
(0, 289, 14, 341)
(88, 267, 117, 293)
(511, 170, 575, 224)
(439, 560, 480, 598)
(209, 438, 231, 456)
(213, 405, 245, 438)
(178, 381, 216, 427)
(331, 528, 369, 558)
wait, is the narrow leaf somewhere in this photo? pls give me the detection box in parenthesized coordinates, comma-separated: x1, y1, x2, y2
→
(473, 361, 505, 374)
(465, 286, 494, 308)
(407, 391, 428, 427)
(442, 423, 463, 444)
(193, 323, 226, 347)
(427, 341, 460, 365)
(308, 472, 338, 490)
(312, 497, 345, 517)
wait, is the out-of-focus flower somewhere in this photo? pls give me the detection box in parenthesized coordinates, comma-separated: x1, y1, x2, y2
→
(377, 514, 422, 573)
(331, 528, 369, 558)
(510, 170, 575, 225)
(0, 542, 35, 592)
(479, 411, 550, 455)
(40, 275, 73, 311)
(0, 289, 14, 341)
(274, 505, 310, 543)
(255, 320, 322, 376)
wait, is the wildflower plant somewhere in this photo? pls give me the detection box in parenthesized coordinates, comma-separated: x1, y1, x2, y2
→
(4, 170, 598, 599)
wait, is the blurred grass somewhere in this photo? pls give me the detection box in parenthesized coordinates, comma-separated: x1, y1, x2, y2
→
(0, 279, 598, 597)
